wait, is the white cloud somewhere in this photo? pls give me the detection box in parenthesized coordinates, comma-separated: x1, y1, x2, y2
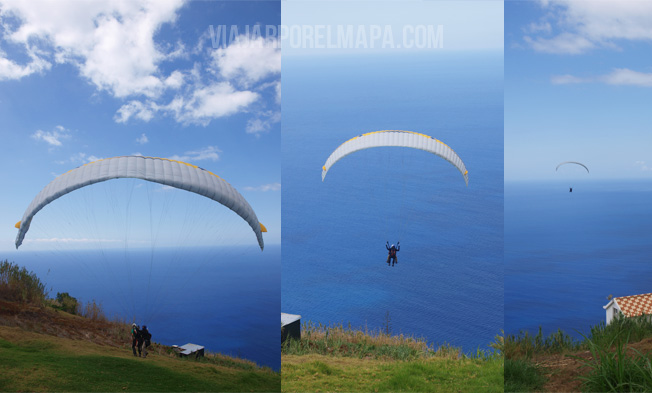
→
(601, 68, 652, 87)
(24, 237, 120, 244)
(244, 183, 281, 192)
(169, 146, 220, 162)
(211, 35, 281, 87)
(246, 111, 280, 135)
(523, 1, 652, 54)
(524, 33, 595, 55)
(551, 69, 652, 88)
(135, 133, 149, 145)
(1, 2, 276, 127)
(259, 80, 281, 104)
(156, 185, 176, 192)
(114, 101, 156, 123)
(57, 152, 101, 165)
(31, 125, 70, 147)
(525, 21, 552, 34)
(0, 0, 185, 97)
(636, 161, 651, 171)
(164, 82, 259, 126)
(0, 47, 51, 81)
(550, 74, 587, 85)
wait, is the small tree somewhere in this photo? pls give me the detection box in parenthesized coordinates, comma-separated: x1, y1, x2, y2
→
(56, 292, 79, 314)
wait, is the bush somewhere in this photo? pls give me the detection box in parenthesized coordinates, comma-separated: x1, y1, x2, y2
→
(79, 299, 107, 321)
(0, 260, 47, 304)
(55, 292, 79, 314)
(504, 358, 546, 392)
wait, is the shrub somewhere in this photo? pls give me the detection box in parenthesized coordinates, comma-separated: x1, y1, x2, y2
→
(55, 292, 79, 314)
(504, 358, 546, 392)
(79, 299, 107, 321)
(0, 260, 47, 304)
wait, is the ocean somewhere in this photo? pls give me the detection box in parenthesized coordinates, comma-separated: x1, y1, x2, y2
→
(505, 180, 652, 338)
(281, 52, 504, 352)
(3, 245, 281, 370)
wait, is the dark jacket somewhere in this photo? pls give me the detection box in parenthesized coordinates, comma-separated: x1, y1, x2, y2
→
(141, 327, 152, 345)
(386, 244, 399, 257)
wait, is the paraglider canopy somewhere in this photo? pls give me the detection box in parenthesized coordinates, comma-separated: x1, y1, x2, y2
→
(556, 161, 589, 174)
(321, 130, 469, 185)
(15, 156, 266, 250)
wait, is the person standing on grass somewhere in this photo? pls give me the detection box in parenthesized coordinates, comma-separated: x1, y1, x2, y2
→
(140, 325, 152, 358)
(131, 323, 141, 357)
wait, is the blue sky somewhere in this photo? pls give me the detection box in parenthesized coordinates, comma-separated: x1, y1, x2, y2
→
(282, 0, 503, 55)
(0, 1, 280, 250)
(505, 0, 652, 181)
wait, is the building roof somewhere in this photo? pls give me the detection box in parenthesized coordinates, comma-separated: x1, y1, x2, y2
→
(281, 313, 301, 327)
(613, 293, 652, 317)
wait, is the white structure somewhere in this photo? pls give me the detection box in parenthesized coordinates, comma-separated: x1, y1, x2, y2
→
(281, 313, 301, 343)
(603, 292, 652, 325)
(174, 343, 205, 358)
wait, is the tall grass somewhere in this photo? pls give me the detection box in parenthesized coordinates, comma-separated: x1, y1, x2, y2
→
(505, 326, 580, 359)
(506, 315, 652, 361)
(588, 314, 652, 350)
(282, 321, 500, 361)
(0, 260, 47, 304)
(572, 331, 652, 392)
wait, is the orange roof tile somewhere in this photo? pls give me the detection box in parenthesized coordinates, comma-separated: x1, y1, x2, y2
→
(615, 293, 652, 317)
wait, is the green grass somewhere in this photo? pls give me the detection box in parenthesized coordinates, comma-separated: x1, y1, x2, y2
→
(282, 355, 503, 392)
(504, 358, 546, 393)
(281, 322, 503, 392)
(0, 337, 279, 392)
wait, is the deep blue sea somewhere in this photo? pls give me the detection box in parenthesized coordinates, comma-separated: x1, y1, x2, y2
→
(281, 52, 504, 352)
(505, 180, 652, 338)
(2, 245, 280, 370)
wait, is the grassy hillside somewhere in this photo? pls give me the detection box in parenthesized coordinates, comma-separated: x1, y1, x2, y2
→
(281, 322, 503, 392)
(0, 260, 279, 392)
(0, 325, 279, 392)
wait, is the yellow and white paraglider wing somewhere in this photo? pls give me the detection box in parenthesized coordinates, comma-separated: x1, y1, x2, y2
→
(15, 156, 265, 250)
(321, 130, 469, 185)
(556, 161, 589, 174)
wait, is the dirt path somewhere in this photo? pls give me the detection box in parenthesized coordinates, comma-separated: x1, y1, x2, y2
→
(533, 350, 591, 392)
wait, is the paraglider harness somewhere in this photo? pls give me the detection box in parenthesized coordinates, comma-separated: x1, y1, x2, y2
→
(386, 241, 400, 256)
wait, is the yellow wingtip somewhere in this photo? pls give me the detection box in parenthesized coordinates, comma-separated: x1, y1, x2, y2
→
(259, 222, 267, 233)
(15, 221, 20, 229)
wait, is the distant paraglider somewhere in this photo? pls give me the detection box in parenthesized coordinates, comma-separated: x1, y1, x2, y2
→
(556, 161, 589, 193)
(556, 161, 589, 174)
